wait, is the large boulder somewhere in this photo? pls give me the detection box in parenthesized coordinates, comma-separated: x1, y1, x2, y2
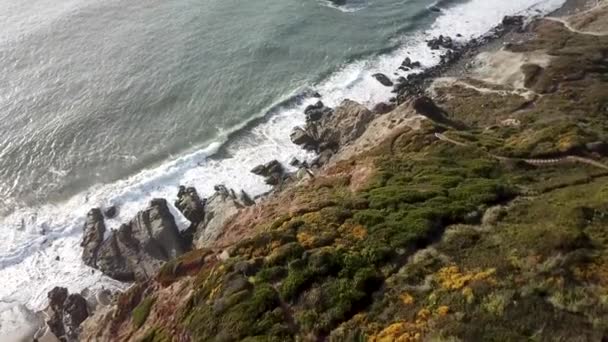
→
(251, 160, 286, 186)
(427, 35, 456, 50)
(81, 199, 186, 282)
(175, 186, 206, 224)
(290, 127, 318, 151)
(193, 185, 252, 248)
(304, 101, 333, 123)
(372, 73, 394, 87)
(45, 287, 89, 342)
(291, 99, 374, 164)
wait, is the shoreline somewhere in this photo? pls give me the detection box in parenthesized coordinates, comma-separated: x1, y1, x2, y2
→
(76, 0, 608, 337)
(5, 0, 600, 339)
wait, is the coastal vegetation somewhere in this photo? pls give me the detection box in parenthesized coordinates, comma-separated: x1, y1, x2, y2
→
(80, 4, 608, 341)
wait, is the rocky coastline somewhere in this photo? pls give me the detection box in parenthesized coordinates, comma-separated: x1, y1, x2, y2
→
(31, 0, 608, 340)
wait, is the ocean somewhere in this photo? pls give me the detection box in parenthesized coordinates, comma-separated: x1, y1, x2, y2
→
(0, 0, 566, 336)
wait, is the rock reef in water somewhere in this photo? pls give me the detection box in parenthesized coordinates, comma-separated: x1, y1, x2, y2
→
(81, 199, 186, 282)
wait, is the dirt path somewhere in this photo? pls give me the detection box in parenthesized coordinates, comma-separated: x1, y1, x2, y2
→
(434, 133, 608, 171)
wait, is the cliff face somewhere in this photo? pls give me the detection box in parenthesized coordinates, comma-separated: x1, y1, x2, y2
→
(81, 4, 608, 341)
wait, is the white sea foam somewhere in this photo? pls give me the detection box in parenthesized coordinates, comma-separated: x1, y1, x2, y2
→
(0, 0, 566, 336)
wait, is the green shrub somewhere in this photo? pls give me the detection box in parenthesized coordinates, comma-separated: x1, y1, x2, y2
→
(132, 297, 156, 329)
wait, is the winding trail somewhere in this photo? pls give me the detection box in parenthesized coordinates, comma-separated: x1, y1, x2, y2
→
(434, 133, 608, 171)
(544, 16, 608, 36)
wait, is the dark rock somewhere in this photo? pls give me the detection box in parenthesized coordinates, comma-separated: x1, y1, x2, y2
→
(304, 101, 332, 123)
(304, 101, 324, 114)
(63, 294, 89, 341)
(289, 157, 301, 167)
(290, 127, 318, 151)
(311, 91, 322, 98)
(427, 35, 455, 50)
(103, 206, 117, 219)
(329, 0, 347, 5)
(429, 5, 441, 12)
(81, 199, 186, 282)
(251, 160, 285, 186)
(250, 164, 266, 176)
(48, 287, 68, 312)
(401, 57, 422, 69)
(239, 190, 256, 207)
(81, 209, 106, 269)
(372, 73, 394, 87)
(502, 15, 525, 29)
(372, 102, 395, 114)
(175, 186, 206, 224)
(45, 288, 89, 342)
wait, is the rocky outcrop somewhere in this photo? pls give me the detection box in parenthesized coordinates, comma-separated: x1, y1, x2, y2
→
(81, 209, 105, 269)
(291, 99, 374, 167)
(400, 57, 422, 71)
(304, 101, 333, 123)
(175, 186, 206, 224)
(192, 185, 254, 248)
(427, 35, 456, 50)
(317, 99, 375, 148)
(251, 160, 286, 186)
(81, 199, 186, 282)
(45, 287, 89, 342)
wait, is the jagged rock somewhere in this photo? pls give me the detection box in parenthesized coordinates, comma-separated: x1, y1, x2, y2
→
(239, 190, 256, 206)
(81, 199, 186, 282)
(290, 127, 318, 151)
(45, 287, 89, 342)
(304, 101, 332, 123)
(372, 73, 394, 87)
(401, 57, 422, 69)
(289, 157, 301, 167)
(63, 294, 88, 341)
(251, 160, 286, 186)
(427, 35, 455, 50)
(48, 287, 69, 312)
(329, 0, 346, 5)
(502, 15, 525, 31)
(102, 206, 117, 219)
(81, 209, 105, 269)
(193, 185, 246, 249)
(175, 186, 206, 224)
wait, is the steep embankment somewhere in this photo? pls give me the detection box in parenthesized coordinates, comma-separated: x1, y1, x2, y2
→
(81, 3, 608, 341)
